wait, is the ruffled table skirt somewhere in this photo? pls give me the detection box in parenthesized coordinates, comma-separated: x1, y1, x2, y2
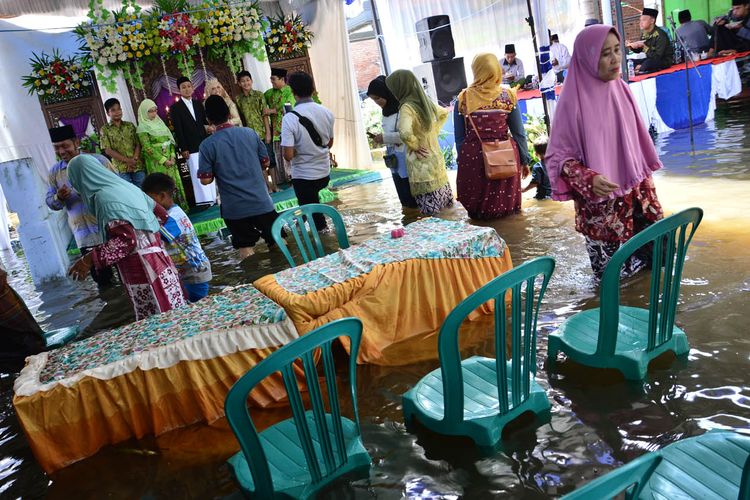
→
(13, 286, 299, 473)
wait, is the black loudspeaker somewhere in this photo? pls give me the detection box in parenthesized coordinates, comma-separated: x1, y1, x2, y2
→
(413, 57, 467, 107)
(416, 15, 455, 63)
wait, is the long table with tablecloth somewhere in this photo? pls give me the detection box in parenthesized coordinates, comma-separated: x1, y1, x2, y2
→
(254, 218, 513, 366)
(12, 286, 300, 473)
(517, 52, 748, 133)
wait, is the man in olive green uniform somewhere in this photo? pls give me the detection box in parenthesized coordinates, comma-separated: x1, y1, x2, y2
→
(626, 8, 674, 74)
(263, 68, 295, 186)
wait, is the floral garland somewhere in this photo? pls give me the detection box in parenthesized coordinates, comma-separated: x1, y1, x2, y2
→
(75, 0, 268, 93)
(264, 14, 314, 62)
(22, 50, 93, 104)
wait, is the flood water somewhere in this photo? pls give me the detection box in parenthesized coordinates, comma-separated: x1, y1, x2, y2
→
(2, 101, 750, 499)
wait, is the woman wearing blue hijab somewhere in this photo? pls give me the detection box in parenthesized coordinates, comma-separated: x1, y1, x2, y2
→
(67, 155, 187, 320)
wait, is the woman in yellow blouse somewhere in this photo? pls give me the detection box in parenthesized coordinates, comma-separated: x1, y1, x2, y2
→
(385, 70, 453, 215)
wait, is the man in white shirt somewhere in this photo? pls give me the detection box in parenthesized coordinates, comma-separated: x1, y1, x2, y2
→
(550, 34, 572, 83)
(281, 71, 335, 230)
(501, 44, 526, 87)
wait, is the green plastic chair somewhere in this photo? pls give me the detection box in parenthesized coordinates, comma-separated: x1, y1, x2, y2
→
(402, 256, 556, 448)
(563, 431, 750, 499)
(271, 204, 350, 268)
(224, 317, 371, 499)
(548, 207, 703, 381)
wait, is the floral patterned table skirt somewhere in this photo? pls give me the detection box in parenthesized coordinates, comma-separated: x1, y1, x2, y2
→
(13, 286, 299, 473)
(254, 218, 513, 365)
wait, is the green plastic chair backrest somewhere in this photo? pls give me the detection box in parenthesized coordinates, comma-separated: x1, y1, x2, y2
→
(438, 256, 555, 423)
(740, 452, 750, 500)
(224, 318, 363, 498)
(563, 453, 662, 499)
(271, 204, 350, 267)
(597, 207, 703, 356)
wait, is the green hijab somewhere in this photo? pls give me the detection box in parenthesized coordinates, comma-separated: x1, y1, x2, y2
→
(67, 155, 159, 237)
(385, 69, 439, 129)
(136, 99, 174, 142)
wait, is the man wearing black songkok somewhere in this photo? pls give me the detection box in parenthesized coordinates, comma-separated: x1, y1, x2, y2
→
(626, 8, 675, 74)
(713, 0, 750, 54)
(500, 44, 526, 87)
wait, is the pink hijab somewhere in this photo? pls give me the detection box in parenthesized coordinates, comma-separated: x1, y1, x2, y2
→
(546, 25, 661, 201)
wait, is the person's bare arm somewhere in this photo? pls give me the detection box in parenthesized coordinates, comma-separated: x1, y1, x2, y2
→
(263, 115, 272, 143)
(200, 175, 214, 185)
(282, 146, 295, 162)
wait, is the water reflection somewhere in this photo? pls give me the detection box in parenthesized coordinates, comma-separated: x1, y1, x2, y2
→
(1, 101, 750, 497)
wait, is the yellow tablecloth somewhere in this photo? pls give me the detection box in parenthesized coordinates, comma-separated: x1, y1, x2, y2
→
(13, 286, 299, 473)
(254, 218, 513, 365)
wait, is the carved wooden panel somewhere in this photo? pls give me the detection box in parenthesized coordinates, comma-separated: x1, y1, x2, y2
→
(40, 72, 107, 134)
(270, 54, 315, 86)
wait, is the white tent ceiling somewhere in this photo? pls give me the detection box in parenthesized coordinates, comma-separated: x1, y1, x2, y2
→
(0, 1, 152, 17)
(0, 0, 306, 18)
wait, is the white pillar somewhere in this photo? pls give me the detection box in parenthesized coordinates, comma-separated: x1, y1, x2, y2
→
(0, 186, 10, 250)
(531, 0, 557, 122)
(602, 0, 613, 25)
(579, 0, 601, 22)
(0, 158, 71, 284)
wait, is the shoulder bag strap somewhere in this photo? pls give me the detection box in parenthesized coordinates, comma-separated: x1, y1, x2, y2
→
(290, 110, 325, 148)
(466, 113, 484, 144)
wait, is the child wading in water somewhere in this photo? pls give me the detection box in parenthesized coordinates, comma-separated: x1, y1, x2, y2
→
(142, 173, 212, 302)
(523, 140, 552, 200)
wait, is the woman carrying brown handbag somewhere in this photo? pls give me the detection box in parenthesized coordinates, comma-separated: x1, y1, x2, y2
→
(454, 53, 531, 220)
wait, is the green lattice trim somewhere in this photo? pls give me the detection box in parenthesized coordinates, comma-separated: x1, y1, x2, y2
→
(192, 188, 336, 237)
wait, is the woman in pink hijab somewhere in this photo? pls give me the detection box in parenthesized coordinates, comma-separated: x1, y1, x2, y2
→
(546, 25, 663, 279)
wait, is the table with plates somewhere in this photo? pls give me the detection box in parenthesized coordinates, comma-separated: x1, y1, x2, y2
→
(254, 218, 513, 366)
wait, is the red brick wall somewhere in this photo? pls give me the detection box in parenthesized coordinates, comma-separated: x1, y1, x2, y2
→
(350, 38, 384, 92)
(602, 0, 645, 41)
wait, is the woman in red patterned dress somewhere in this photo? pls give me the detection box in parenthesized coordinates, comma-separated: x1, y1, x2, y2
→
(454, 53, 531, 220)
(546, 25, 663, 280)
(66, 155, 187, 320)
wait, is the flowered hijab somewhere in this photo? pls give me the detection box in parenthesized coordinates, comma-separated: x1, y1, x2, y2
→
(385, 70, 440, 129)
(67, 155, 159, 237)
(136, 99, 174, 142)
(458, 53, 517, 114)
(546, 25, 661, 201)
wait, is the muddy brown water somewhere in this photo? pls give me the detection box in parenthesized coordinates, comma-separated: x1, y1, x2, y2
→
(1, 101, 749, 499)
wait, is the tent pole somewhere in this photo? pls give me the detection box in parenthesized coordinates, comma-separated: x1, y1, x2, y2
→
(370, 0, 391, 75)
(525, 0, 552, 133)
(614, 0, 629, 82)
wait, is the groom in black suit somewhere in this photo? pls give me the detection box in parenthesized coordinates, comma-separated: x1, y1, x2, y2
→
(170, 76, 211, 159)
(169, 76, 216, 205)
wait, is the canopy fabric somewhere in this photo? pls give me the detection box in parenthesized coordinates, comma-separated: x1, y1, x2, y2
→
(0, 0, 144, 17)
(374, 0, 583, 90)
(283, 0, 373, 169)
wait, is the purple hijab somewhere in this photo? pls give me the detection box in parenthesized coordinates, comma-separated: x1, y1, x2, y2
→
(546, 25, 661, 202)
